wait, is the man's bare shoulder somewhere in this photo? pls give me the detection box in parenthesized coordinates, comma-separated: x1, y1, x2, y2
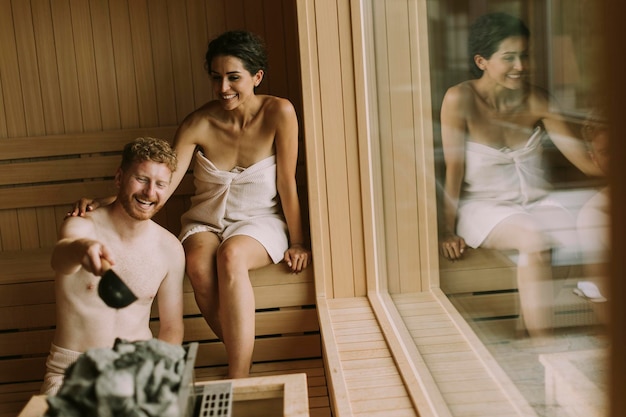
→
(150, 221, 185, 255)
(60, 210, 99, 238)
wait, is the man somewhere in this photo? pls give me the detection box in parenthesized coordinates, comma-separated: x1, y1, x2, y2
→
(40, 137, 186, 395)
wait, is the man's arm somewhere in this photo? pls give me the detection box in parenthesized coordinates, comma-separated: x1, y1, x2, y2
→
(155, 240, 185, 344)
(51, 216, 114, 276)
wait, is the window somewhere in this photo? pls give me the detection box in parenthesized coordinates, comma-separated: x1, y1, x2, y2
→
(366, 1, 609, 415)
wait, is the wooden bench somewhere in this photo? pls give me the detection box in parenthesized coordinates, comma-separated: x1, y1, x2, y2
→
(439, 247, 600, 330)
(436, 123, 607, 332)
(0, 128, 322, 417)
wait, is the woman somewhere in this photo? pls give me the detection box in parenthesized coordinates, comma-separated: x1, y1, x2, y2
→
(439, 13, 599, 339)
(74, 30, 311, 377)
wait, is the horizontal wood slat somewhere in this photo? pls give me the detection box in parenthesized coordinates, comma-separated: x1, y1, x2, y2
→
(439, 248, 517, 294)
(0, 155, 119, 186)
(0, 127, 178, 161)
(0, 173, 195, 211)
(194, 334, 322, 368)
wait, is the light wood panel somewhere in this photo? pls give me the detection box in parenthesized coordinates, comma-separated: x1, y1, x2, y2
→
(368, 0, 439, 295)
(295, 0, 368, 299)
(324, 297, 418, 417)
(391, 291, 539, 417)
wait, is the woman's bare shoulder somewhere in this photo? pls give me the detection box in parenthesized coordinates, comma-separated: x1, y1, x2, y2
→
(181, 101, 220, 125)
(175, 102, 219, 141)
(261, 95, 296, 117)
(444, 81, 476, 103)
(442, 81, 477, 114)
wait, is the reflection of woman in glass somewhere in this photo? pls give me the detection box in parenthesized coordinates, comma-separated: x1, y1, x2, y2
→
(576, 111, 609, 309)
(439, 12, 600, 340)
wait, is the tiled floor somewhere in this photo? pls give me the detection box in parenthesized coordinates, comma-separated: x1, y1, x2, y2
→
(469, 317, 609, 417)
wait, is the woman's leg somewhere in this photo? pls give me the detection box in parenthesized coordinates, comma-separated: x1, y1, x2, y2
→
(482, 214, 554, 339)
(183, 232, 223, 339)
(217, 235, 272, 378)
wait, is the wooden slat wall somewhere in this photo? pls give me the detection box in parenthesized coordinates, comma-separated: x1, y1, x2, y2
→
(296, 0, 368, 299)
(369, 0, 439, 294)
(0, 0, 305, 252)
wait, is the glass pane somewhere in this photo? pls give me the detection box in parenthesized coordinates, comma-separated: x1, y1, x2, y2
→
(429, 1, 609, 416)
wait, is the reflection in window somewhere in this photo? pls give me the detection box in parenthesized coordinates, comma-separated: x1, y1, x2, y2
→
(429, 1, 608, 416)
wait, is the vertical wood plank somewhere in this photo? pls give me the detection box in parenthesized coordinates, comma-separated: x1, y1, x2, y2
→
(205, 0, 226, 44)
(36, 207, 60, 248)
(242, 0, 266, 94)
(90, 0, 122, 130)
(336, 0, 366, 297)
(17, 209, 39, 249)
(282, 0, 302, 110)
(109, 0, 140, 128)
(0, 0, 27, 136)
(223, 0, 245, 30)
(0, 76, 6, 137)
(409, 0, 439, 292)
(50, 0, 83, 132)
(70, 0, 103, 131)
(128, 0, 159, 127)
(295, 0, 333, 298)
(372, 1, 400, 293)
(186, 0, 211, 109)
(147, 0, 178, 126)
(385, 0, 420, 292)
(0, 210, 20, 251)
(12, 1, 46, 136)
(31, 0, 65, 134)
(166, 0, 195, 121)
(315, 0, 356, 298)
(263, 0, 288, 98)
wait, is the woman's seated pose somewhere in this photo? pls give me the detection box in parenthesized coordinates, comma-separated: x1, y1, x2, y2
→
(438, 13, 600, 340)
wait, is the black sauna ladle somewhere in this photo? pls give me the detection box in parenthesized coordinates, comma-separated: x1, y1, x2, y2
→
(98, 259, 138, 309)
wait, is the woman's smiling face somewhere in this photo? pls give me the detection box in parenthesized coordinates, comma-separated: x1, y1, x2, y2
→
(478, 35, 529, 89)
(210, 55, 263, 110)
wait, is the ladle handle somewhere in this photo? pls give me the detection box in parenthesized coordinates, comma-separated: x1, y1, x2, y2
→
(101, 258, 112, 272)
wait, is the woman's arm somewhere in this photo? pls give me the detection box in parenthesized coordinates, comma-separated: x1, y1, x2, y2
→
(440, 85, 469, 259)
(273, 98, 310, 272)
(168, 114, 204, 200)
(532, 88, 601, 177)
(541, 115, 602, 177)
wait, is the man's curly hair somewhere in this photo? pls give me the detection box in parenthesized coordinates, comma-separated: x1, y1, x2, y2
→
(121, 137, 177, 173)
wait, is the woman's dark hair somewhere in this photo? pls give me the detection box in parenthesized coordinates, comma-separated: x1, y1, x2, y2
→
(205, 30, 268, 76)
(468, 12, 530, 78)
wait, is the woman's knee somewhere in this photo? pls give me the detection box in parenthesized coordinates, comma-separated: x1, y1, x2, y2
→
(216, 241, 248, 272)
(515, 230, 551, 254)
(184, 251, 217, 294)
(488, 216, 551, 253)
